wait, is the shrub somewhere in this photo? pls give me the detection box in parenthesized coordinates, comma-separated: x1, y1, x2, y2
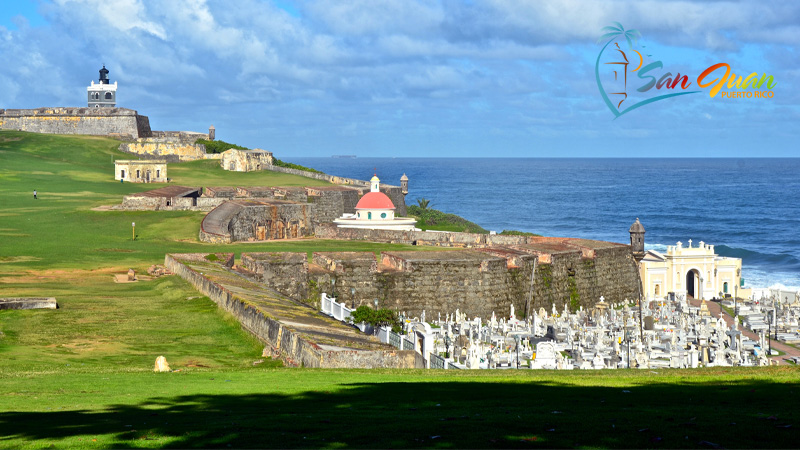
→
(350, 305, 402, 333)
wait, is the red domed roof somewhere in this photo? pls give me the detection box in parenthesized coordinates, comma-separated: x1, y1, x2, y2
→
(356, 191, 395, 210)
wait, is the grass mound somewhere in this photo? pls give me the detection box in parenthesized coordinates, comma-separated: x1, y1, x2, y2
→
(407, 205, 489, 233)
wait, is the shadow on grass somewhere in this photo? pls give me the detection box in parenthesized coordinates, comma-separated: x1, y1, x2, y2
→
(1, 377, 798, 448)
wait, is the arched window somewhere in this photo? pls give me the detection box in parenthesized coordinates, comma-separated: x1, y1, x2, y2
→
(380, 212, 387, 219)
(654, 285, 660, 296)
(723, 282, 728, 294)
(105, 92, 112, 100)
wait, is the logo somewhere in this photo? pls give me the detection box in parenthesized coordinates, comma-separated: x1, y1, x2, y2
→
(595, 22, 776, 119)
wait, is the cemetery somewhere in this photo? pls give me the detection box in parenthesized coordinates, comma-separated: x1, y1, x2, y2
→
(321, 290, 797, 370)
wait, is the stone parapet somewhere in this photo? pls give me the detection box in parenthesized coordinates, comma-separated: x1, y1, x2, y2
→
(0, 107, 151, 138)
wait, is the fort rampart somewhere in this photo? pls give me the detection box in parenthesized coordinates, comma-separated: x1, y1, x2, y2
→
(165, 253, 419, 368)
(241, 240, 640, 320)
(0, 107, 151, 139)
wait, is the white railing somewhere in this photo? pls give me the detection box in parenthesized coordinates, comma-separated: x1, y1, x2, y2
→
(320, 292, 354, 323)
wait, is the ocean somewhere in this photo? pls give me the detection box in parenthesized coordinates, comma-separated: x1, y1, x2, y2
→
(292, 157, 800, 290)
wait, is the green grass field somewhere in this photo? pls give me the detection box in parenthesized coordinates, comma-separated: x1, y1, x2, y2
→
(1, 131, 799, 449)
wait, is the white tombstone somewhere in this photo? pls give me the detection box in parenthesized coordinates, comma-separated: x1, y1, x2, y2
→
(531, 341, 558, 369)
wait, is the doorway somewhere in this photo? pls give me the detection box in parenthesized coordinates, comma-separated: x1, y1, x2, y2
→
(686, 269, 699, 299)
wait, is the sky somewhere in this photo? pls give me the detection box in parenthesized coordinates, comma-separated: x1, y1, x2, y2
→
(0, 0, 797, 157)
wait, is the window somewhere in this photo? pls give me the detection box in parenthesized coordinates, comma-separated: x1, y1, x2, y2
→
(156, 170, 160, 178)
(723, 282, 728, 294)
(120, 170, 125, 179)
(368, 212, 372, 220)
(105, 92, 112, 100)
(357, 212, 360, 218)
(380, 212, 387, 219)
(136, 170, 140, 178)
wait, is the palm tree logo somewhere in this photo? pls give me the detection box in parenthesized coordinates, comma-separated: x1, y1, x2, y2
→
(595, 22, 699, 118)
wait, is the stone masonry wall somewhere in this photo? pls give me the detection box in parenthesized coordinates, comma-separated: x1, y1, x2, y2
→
(229, 202, 312, 241)
(247, 247, 639, 321)
(314, 223, 530, 247)
(119, 137, 207, 162)
(0, 107, 151, 138)
(165, 253, 418, 368)
(241, 252, 309, 301)
(306, 188, 361, 224)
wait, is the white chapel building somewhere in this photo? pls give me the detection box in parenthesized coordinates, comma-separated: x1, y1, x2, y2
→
(640, 240, 743, 301)
(333, 174, 417, 231)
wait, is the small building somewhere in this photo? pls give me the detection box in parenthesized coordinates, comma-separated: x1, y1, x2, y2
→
(220, 148, 273, 172)
(114, 160, 167, 183)
(640, 240, 742, 301)
(333, 174, 417, 231)
(88, 65, 117, 108)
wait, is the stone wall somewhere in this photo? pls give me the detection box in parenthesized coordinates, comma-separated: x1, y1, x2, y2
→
(119, 137, 207, 162)
(314, 223, 530, 247)
(165, 253, 419, 368)
(221, 149, 274, 172)
(306, 187, 361, 224)
(249, 244, 639, 320)
(241, 252, 309, 301)
(229, 201, 311, 241)
(0, 107, 151, 138)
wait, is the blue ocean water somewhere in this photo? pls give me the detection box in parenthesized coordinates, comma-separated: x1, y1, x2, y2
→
(293, 157, 800, 290)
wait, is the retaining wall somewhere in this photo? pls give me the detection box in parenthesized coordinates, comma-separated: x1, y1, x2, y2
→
(165, 253, 418, 368)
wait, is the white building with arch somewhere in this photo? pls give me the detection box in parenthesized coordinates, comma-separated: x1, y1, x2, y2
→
(640, 240, 742, 301)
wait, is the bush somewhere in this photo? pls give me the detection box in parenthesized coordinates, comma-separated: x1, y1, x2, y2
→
(350, 305, 402, 333)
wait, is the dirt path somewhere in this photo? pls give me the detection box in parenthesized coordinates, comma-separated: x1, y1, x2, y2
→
(689, 299, 800, 364)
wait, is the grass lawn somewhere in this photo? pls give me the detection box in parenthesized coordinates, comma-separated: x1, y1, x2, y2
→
(1, 131, 799, 449)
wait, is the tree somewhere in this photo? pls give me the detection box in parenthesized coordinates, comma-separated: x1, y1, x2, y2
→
(416, 198, 431, 210)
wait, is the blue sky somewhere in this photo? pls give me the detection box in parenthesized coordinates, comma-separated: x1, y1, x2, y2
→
(1, 0, 797, 157)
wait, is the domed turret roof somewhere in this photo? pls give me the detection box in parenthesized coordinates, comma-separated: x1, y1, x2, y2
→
(400, 173, 408, 181)
(629, 218, 645, 233)
(356, 191, 395, 210)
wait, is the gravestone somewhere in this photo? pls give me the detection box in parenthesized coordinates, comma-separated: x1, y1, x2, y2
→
(127, 268, 136, 281)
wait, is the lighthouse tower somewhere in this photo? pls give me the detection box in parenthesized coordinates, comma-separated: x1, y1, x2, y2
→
(87, 65, 117, 108)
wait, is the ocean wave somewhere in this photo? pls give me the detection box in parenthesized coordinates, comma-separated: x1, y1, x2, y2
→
(715, 245, 800, 271)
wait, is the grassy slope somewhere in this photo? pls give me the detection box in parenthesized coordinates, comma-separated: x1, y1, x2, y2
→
(407, 205, 489, 233)
(1, 131, 799, 449)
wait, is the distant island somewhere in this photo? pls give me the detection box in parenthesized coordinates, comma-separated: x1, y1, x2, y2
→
(331, 154, 357, 158)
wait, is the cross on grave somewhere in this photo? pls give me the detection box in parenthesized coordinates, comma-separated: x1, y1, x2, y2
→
(726, 326, 741, 351)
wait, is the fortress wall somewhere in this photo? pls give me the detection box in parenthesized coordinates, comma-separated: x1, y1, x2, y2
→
(228, 203, 312, 241)
(306, 189, 361, 224)
(166, 253, 419, 368)
(241, 252, 309, 301)
(119, 137, 206, 162)
(314, 223, 530, 247)
(0, 107, 150, 138)
(251, 246, 639, 320)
